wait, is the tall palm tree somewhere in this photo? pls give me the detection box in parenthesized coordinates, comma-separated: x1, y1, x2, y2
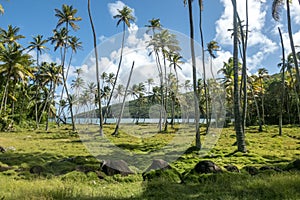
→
(272, 0, 300, 91)
(54, 4, 82, 131)
(114, 84, 125, 103)
(105, 6, 136, 123)
(88, 0, 103, 135)
(232, 0, 246, 152)
(185, 0, 201, 149)
(27, 34, 48, 128)
(257, 67, 269, 125)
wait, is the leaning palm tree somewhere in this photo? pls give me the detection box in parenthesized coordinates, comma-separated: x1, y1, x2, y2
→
(27, 35, 48, 128)
(87, 0, 103, 135)
(54, 4, 82, 131)
(185, 0, 201, 149)
(104, 6, 136, 122)
(272, 0, 300, 91)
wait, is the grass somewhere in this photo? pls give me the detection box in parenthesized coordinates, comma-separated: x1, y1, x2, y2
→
(0, 123, 300, 199)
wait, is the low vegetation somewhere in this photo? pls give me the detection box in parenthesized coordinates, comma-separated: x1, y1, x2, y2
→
(1, 124, 300, 199)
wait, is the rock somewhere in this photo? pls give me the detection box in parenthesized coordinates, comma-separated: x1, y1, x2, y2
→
(0, 146, 6, 153)
(259, 166, 282, 172)
(194, 160, 222, 174)
(29, 165, 44, 175)
(224, 164, 240, 173)
(292, 159, 300, 170)
(243, 166, 259, 175)
(101, 160, 134, 176)
(0, 165, 12, 172)
(144, 159, 172, 173)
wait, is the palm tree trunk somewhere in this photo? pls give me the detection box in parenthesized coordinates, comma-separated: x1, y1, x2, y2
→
(88, 0, 103, 136)
(188, 0, 201, 149)
(198, 0, 209, 134)
(232, 0, 246, 152)
(104, 22, 126, 123)
(286, 0, 300, 92)
(278, 27, 285, 136)
(35, 51, 40, 129)
(112, 61, 134, 136)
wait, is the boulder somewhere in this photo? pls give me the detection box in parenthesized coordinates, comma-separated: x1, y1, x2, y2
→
(259, 166, 282, 172)
(29, 165, 44, 175)
(224, 164, 240, 173)
(144, 159, 171, 173)
(243, 166, 259, 175)
(0, 146, 5, 153)
(0, 165, 12, 172)
(194, 160, 222, 174)
(292, 159, 300, 170)
(101, 160, 134, 176)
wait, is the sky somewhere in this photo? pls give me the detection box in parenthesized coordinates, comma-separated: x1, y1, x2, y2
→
(1, 0, 300, 88)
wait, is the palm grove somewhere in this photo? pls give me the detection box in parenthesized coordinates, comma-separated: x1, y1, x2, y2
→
(0, 1, 300, 153)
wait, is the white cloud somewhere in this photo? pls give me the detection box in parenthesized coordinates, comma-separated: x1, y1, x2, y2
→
(290, 1, 300, 25)
(215, 0, 278, 71)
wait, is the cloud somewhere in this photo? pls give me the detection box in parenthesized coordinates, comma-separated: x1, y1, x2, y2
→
(215, 0, 278, 71)
(290, 1, 300, 25)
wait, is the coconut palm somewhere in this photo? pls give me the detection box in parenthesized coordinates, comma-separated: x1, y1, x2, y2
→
(185, 0, 201, 149)
(27, 34, 48, 128)
(105, 6, 136, 123)
(87, 0, 103, 133)
(0, 25, 25, 45)
(66, 36, 82, 78)
(207, 40, 220, 78)
(114, 84, 125, 103)
(145, 18, 162, 35)
(54, 4, 81, 131)
(232, 0, 246, 152)
(272, 0, 300, 91)
(0, 43, 33, 114)
(145, 78, 154, 95)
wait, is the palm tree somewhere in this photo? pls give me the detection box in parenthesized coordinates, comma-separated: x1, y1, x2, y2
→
(114, 84, 125, 103)
(0, 43, 34, 114)
(66, 36, 82, 78)
(0, 4, 4, 15)
(145, 18, 163, 35)
(145, 78, 154, 95)
(54, 4, 82, 131)
(207, 40, 220, 79)
(257, 68, 269, 125)
(112, 62, 135, 136)
(0, 25, 25, 45)
(232, 0, 246, 152)
(185, 0, 201, 149)
(105, 6, 136, 123)
(27, 34, 48, 128)
(88, 0, 103, 135)
(272, 0, 300, 91)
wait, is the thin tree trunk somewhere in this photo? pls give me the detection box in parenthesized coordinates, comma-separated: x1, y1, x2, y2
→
(88, 0, 103, 136)
(112, 61, 134, 136)
(198, 0, 209, 134)
(188, 0, 201, 149)
(232, 0, 246, 152)
(278, 27, 285, 136)
(286, 0, 300, 92)
(104, 22, 126, 123)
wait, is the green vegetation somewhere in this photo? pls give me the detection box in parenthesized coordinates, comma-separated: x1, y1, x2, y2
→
(1, 124, 300, 199)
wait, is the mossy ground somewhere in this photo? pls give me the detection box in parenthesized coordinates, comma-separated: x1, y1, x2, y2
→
(0, 123, 300, 199)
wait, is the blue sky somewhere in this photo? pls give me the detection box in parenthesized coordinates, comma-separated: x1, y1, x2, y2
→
(1, 0, 300, 81)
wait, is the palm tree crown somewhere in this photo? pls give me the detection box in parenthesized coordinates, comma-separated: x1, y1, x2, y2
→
(113, 6, 135, 28)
